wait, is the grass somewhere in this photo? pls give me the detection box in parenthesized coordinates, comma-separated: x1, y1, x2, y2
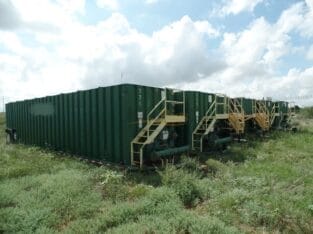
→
(1, 111, 313, 233)
(292, 107, 313, 133)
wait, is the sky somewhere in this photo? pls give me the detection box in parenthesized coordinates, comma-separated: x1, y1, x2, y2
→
(0, 0, 313, 109)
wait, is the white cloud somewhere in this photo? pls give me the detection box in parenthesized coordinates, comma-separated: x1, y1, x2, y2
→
(298, 1, 313, 38)
(218, 14, 293, 82)
(305, 0, 313, 9)
(180, 2, 313, 106)
(1, 0, 313, 111)
(0, 0, 21, 29)
(0, 7, 222, 109)
(178, 66, 313, 106)
(77, 15, 223, 88)
(217, 0, 264, 16)
(0, 0, 86, 36)
(96, 0, 119, 11)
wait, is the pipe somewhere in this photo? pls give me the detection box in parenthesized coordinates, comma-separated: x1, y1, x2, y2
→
(153, 145, 189, 158)
(214, 136, 232, 145)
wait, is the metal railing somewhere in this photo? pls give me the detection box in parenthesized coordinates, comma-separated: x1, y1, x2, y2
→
(147, 88, 185, 133)
(206, 100, 216, 116)
(215, 94, 228, 114)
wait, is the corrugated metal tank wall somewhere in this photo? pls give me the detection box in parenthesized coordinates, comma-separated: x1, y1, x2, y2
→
(5, 84, 165, 165)
(272, 101, 289, 128)
(265, 100, 274, 113)
(5, 83, 292, 166)
(276, 101, 288, 114)
(240, 98, 254, 115)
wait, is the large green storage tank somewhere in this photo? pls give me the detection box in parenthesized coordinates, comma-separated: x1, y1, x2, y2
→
(5, 84, 186, 166)
(265, 100, 275, 113)
(276, 101, 289, 114)
(272, 101, 289, 129)
(184, 91, 215, 146)
(239, 98, 255, 116)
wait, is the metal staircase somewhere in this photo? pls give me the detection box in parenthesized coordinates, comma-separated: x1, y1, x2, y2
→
(131, 89, 185, 168)
(192, 95, 245, 152)
(228, 98, 245, 134)
(192, 100, 217, 152)
(270, 103, 279, 127)
(254, 101, 270, 131)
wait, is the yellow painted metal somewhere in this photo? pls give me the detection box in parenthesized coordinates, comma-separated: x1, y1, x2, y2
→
(228, 98, 245, 134)
(192, 100, 217, 152)
(269, 102, 280, 126)
(130, 88, 185, 168)
(254, 100, 270, 131)
(192, 94, 245, 152)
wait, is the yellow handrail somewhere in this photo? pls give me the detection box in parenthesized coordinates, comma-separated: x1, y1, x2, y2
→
(147, 99, 164, 123)
(206, 100, 216, 116)
(165, 100, 184, 104)
(147, 109, 165, 137)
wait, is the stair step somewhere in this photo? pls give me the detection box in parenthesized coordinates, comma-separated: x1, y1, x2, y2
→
(197, 130, 206, 132)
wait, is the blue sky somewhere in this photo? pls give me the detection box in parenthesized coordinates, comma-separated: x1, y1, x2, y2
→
(0, 0, 313, 107)
(81, 0, 299, 33)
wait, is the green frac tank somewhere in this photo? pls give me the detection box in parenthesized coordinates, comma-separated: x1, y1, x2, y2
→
(5, 83, 293, 167)
(5, 84, 186, 166)
(239, 98, 255, 116)
(276, 101, 289, 114)
(272, 101, 289, 128)
(184, 91, 215, 146)
(265, 100, 274, 113)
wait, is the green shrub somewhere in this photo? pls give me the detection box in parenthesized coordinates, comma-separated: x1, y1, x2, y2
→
(127, 184, 152, 200)
(2, 111, 313, 233)
(206, 159, 227, 176)
(302, 107, 313, 119)
(96, 170, 130, 202)
(0, 170, 102, 233)
(308, 204, 313, 214)
(106, 211, 240, 234)
(0, 116, 5, 126)
(159, 166, 204, 207)
(179, 155, 200, 172)
(66, 187, 182, 233)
